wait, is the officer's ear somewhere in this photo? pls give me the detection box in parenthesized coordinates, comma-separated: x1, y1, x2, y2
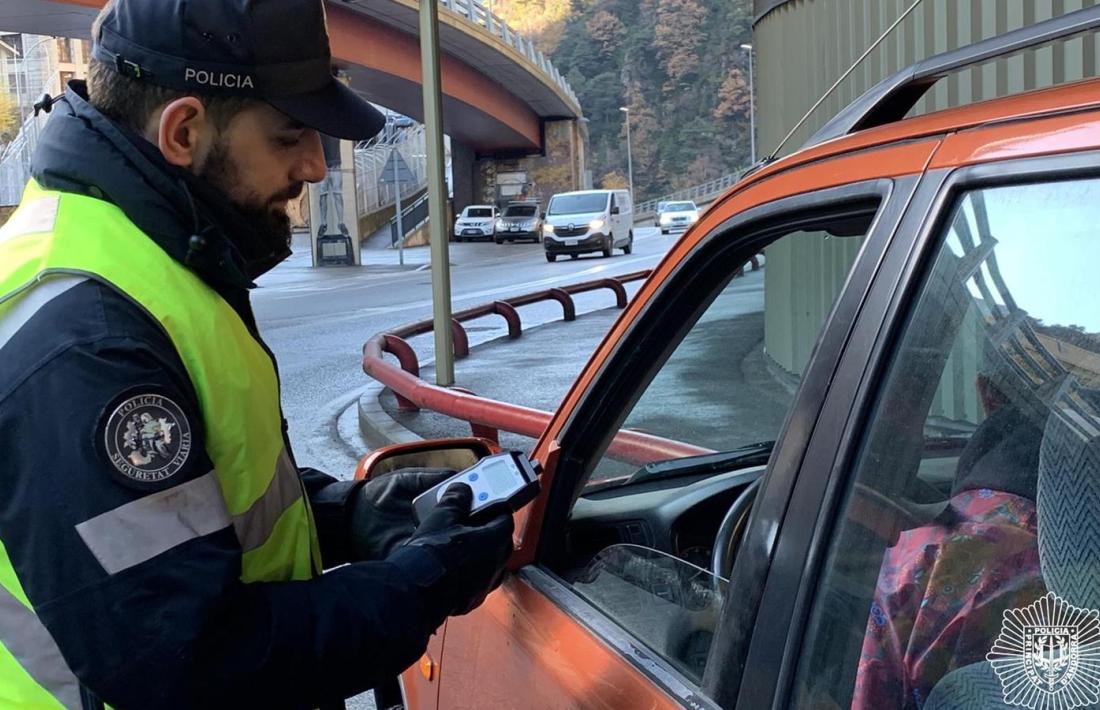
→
(153, 96, 213, 171)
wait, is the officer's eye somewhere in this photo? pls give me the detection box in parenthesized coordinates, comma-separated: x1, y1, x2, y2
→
(275, 133, 302, 148)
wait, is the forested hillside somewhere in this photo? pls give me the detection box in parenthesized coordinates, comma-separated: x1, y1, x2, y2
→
(498, 0, 754, 200)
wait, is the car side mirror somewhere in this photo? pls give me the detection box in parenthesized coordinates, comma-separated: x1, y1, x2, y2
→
(610, 206, 620, 215)
(354, 437, 499, 482)
(540, 212, 546, 220)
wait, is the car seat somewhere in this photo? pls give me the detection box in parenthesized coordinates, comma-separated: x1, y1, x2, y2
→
(924, 390, 1100, 709)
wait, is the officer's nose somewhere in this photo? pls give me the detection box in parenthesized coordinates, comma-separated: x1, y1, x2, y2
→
(295, 130, 327, 184)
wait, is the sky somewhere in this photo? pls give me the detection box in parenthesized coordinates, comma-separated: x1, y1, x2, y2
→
(952, 177, 1099, 333)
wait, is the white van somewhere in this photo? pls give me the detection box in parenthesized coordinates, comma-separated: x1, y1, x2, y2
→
(541, 189, 633, 262)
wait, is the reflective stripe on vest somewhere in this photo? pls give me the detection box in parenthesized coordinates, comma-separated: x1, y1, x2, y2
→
(0, 182, 321, 705)
(0, 542, 79, 710)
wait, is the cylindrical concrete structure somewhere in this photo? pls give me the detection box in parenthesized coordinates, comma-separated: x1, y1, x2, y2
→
(752, 1, 1100, 380)
(755, 0, 1100, 157)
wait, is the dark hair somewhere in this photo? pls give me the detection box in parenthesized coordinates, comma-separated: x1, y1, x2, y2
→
(87, 1, 257, 134)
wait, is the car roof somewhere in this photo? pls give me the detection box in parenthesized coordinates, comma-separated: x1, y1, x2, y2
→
(733, 75, 1100, 195)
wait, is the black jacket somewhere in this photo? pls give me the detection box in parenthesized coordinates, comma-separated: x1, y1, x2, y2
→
(0, 83, 439, 708)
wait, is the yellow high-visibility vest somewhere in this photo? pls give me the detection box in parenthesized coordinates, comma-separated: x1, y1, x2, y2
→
(0, 180, 320, 708)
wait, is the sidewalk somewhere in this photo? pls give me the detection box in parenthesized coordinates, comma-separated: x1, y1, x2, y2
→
(357, 269, 790, 456)
(365, 305, 623, 452)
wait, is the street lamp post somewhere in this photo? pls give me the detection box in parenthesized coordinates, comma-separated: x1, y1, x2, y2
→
(384, 111, 407, 266)
(618, 106, 634, 199)
(740, 43, 756, 164)
(419, 0, 455, 385)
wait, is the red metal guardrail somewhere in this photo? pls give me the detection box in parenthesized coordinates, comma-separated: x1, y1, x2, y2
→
(362, 269, 716, 464)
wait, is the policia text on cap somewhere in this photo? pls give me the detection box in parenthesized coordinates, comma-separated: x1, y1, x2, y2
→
(0, 1, 515, 708)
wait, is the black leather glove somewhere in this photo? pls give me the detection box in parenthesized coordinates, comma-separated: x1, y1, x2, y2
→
(348, 468, 456, 562)
(387, 483, 514, 624)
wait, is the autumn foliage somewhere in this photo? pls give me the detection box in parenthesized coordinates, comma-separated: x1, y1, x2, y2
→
(501, 0, 753, 200)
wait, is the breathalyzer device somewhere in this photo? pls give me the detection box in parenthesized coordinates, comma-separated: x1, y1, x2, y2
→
(413, 451, 541, 523)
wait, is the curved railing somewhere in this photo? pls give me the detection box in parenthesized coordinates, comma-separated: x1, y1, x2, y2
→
(438, 0, 580, 111)
(361, 270, 715, 465)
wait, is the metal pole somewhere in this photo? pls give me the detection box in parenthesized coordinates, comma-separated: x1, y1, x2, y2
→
(393, 143, 404, 266)
(741, 43, 756, 164)
(625, 117, 634, 198)
(619, 106, 634, 198)
(420, 0, 455, 386)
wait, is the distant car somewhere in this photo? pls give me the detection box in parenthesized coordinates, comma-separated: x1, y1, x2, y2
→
(494, 202, 543, 244)
(656, 200, 700, 235)
(453, 205, 497, 242)
(542, 189, 634, 262)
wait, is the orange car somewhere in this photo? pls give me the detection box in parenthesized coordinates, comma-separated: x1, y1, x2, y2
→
(365, 10, 1100, 710)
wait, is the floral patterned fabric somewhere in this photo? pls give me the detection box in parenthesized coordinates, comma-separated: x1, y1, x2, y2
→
(852, 489, 1047, 709)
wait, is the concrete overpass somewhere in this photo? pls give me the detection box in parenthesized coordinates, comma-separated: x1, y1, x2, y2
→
(0, 0, 588, 207)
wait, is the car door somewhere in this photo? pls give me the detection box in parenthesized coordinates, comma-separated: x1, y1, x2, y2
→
(615, 190, 631, 241)
(427, 139, 939, 709)
(607, 192, 620, 245)
(734, 148, 1100, 710)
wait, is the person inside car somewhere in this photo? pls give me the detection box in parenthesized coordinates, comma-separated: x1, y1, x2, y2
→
(851, 347, 1048, 709)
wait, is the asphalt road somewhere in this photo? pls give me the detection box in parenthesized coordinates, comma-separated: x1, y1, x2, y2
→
(253, 226, 673, 709)
(254, 225, 674, 480)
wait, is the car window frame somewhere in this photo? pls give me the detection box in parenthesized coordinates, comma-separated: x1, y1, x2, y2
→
(757, 150, 1100, 710)
(517, 177, 915, 708)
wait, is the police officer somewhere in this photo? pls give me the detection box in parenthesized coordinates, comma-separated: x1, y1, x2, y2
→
(0, 1, 514, 708)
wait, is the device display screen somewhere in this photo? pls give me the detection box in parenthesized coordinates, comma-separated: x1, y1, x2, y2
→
(481, 456, 522, 496)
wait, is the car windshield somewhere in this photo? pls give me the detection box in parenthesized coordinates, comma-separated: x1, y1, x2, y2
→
(548, 194, 607, 215)
(504, 205, 538, 217)
(464, 208, 493, 218)
(667, 202, 696, 211)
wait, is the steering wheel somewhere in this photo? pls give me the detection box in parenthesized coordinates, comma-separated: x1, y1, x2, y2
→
(711, 478, 762, 581)
(709, 477, 934, 582)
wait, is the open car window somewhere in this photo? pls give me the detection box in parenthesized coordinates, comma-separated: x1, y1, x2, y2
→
(544, 197, 885, 696)
(792, 176, 1100, 709)
(587, 219, 874, 490)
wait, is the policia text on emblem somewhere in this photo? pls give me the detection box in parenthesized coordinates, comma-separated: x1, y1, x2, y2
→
(102, 393, 192, 486)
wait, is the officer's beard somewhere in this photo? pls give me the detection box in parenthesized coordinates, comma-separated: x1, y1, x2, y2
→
(198, 139, 302, 261)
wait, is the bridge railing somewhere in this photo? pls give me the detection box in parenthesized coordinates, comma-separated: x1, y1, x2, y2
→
(635, 169, 750, 219)
(439, 0, 580, 110)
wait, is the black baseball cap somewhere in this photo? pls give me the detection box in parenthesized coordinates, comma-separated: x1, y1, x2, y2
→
(91, 0, 385, 140)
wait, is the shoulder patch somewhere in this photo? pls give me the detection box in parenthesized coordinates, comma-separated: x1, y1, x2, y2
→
(99, 391, 193, 490)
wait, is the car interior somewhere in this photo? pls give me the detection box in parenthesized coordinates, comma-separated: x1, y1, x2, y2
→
(532, 204, 882, 683)
(793, 178, 1100, 709)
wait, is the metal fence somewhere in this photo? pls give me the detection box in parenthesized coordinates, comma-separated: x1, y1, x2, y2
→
(635, 168, 749, 218)
(354, 123, 429, 217)
(438, 0, 579, 111)
(0, 38, 57, 206)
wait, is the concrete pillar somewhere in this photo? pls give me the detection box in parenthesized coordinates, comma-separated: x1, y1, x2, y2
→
(451, 140, 476, 213)
(473, 117, 588, 210)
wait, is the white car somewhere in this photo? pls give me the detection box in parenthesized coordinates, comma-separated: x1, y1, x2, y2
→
(657, 200, 700, 235)
(453, 205, 497, 242)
